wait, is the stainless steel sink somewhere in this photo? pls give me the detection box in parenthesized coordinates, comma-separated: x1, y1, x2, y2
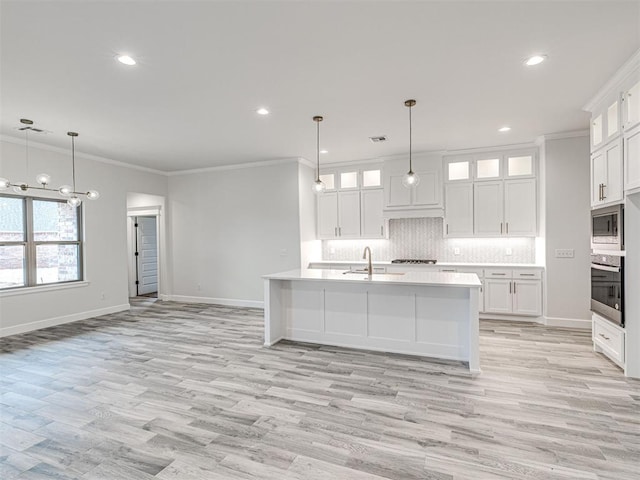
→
(342, 270, 405, 276)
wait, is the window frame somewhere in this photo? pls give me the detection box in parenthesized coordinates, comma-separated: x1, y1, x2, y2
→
(0, 194, 84, 290)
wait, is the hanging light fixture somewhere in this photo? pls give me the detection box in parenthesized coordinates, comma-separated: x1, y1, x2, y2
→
(311, 115, 326, 194)
(61, 132, 100, 208)
(0, 119, 99, 206)
(402, 99, 420, 188)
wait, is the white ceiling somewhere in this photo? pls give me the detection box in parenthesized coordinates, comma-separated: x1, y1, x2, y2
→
(1, 1, 639, 172)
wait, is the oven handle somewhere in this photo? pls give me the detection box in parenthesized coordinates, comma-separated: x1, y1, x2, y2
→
(591, 263, 620, 273)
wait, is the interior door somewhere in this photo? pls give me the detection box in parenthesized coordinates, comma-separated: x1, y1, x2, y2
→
(136, 216, 158, 295)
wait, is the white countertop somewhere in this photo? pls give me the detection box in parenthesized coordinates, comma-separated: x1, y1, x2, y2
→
(310, 260, 543, 268)
(264, 269, 482, 288)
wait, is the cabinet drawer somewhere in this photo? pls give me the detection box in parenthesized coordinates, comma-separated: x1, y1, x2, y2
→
(458, 267, 484, 278)
(593, 316, 625, 364)
(484, 268, 512, 278)
(512, 269, 541, 280)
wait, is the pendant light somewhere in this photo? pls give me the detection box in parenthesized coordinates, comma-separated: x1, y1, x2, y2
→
(402, 99, 420, 188)
(311, 115, 326, 194)
(61, 131, 100, 208)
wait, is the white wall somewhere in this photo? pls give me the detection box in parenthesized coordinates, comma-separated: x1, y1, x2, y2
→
(543, 135, 591, 326)
(298, 163, 321, 269)
(0, 138, 168, 336)
(169, 160, 304, 306)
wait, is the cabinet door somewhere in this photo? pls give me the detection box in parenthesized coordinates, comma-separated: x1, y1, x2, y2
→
(512, 280, 542, 316)
(504, 179, 537, 236)
(603, 139, 623, 204)
(337, 191, 361, 238)
(591, 150, 606, 207)
(474, 181, 504, 236)
(484, 279, 512, 314)
(606, 98, 620, 141)
(361, 189, 384, 238)
(479, 280, 485, 313)
(317, 192, 338, 239)
(591, 113, 603, 151)
(413, 171, 440, 206)
(623, 78, 640, 130)
(385, 174, 411, 207)
(624, 123, 640, 192)
(444, 183, 473, 237)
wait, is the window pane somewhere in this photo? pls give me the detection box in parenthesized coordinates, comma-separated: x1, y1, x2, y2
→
(33, 200, 78, 241)
(476, 158, 500, 178)
(36, 244, 80, 284)
(507, 155, 533, 176)
(0, 196, 25, 242)
(319, 174, 335, 190)
(340, 171, 358, 189)
(0, 245, 26, 289)
(362, 169, 381, 187)
(448, 161, 469, 181)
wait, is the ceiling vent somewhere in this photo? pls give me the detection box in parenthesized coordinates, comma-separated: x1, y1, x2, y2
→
(369, 135, 387, 143)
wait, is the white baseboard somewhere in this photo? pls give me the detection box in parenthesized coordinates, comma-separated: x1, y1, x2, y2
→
(480, 313, 544, 323)
(544, 316, 592, 329)
(0, 303, 130, 338)
(166, 295, 264, 309)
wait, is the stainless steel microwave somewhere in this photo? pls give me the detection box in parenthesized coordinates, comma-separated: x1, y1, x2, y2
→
(591, 204, 624, 251)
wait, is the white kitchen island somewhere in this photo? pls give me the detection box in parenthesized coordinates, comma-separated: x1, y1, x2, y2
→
(263, 269, 482, 374)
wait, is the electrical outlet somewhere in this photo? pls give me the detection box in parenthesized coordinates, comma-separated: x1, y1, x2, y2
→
(555, 249, 575, 258)
(506, 248, 512, 256)
(454, 248, 461, 255)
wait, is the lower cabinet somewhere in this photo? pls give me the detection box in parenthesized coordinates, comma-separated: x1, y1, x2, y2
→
(592, 313, 625, 368)
(484, 269, 542, 317)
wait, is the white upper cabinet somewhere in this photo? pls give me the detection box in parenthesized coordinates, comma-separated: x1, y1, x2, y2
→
(624, 123, 640, 193)
(444, 183, 473, 237)
(445, 156, 472, 182)
(592, 113, 604, 151)
(591, 138, 623, 207)
(504, 179, 537, 236)
(319, 173, 336, 191)
(337, 191, 361, 238)
(506, 154, 534, 178)
(474, 155, 501, 180)
(339, 171, 359, 190)
(623, 77, 640, 131)
(591, 94, 623, 153)
(317, 192, 339, 238)
(474, 181, 504, 236)
(361, 189, 385, 238)
(383, 155, 442, 212)
(362, 169, 382, 188)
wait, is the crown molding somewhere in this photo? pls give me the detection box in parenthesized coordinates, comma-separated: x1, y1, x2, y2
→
(536, 130, 590, 144)
(583, 48, 640, 112)
(167, 157, 305, 176)
(442, 141, 537, 157)
(0, 134, 168, 176)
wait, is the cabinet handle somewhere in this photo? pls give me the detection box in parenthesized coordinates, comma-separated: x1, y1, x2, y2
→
(506, 222, 509, 234)
(602, 184, 607, 200)
(446, 224, 449, 235)
(339, 227, 342, 236)
(509, 281, 512, 294)
(500, 223, 503, 234)
(513, 282, 516, 294)
(334, 227, 338, 237)
(492, 273, 506, 276)
(520, 273, 536, 276)
(599, 333, 610, 341)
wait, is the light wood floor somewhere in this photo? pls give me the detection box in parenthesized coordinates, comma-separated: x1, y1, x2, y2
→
(1, 298, 639, 479)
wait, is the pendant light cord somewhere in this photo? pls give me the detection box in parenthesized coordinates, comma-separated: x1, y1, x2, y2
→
(71, 135, 76, 191)
(408, 103, 413, 174)
(316, 119, 320, 182)
(25, 129, 30, 180)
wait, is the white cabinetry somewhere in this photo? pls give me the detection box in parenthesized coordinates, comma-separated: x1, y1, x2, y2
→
(622, 77, 640, 131)
(445, 150, 537, 237)
(593, 313, 625, 368)
(444, 183, 473, 236)
(591, 138, 623, 207)
(361, 189, 385, 238)
(624, 123, 640, 193)
(383, 155, 443, 218)
(484, 269, 542, 317)
(317, 165, 385, 239)
(591, 96, 622, 152)
(317, 191, 361, 239)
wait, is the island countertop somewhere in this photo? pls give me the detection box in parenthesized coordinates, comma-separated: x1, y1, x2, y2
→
(263, 268, 482, 288)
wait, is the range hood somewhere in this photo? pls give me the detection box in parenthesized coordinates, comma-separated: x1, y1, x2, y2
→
(383, 206, 444, 220)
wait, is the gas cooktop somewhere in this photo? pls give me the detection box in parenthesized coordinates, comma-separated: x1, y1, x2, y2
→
(391, 259, 437, 264)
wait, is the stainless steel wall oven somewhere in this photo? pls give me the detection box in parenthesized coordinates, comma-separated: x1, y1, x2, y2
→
(591, 253, 624, 327)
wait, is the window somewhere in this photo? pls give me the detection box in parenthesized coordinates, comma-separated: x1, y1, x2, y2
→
(0, 195, 82, 290)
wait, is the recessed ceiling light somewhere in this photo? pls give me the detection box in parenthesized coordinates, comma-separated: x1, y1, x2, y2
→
(320, 149, 328, 154)
(256, 108, 269, 115)
(498, 126, 511, 132)
(117, 55, 136, 66)
(524, 55, 547, 66)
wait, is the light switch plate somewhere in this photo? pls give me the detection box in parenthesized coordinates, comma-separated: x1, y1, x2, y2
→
(555, 249, 575, 258)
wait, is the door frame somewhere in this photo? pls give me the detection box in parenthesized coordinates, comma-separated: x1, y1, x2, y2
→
(126, 206, 161, 298)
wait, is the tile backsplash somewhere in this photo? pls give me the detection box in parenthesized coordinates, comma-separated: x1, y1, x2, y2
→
(322, 218, 536, 264)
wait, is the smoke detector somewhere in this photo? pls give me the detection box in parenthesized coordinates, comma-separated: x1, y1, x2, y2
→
(369, 135, 387, 143)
